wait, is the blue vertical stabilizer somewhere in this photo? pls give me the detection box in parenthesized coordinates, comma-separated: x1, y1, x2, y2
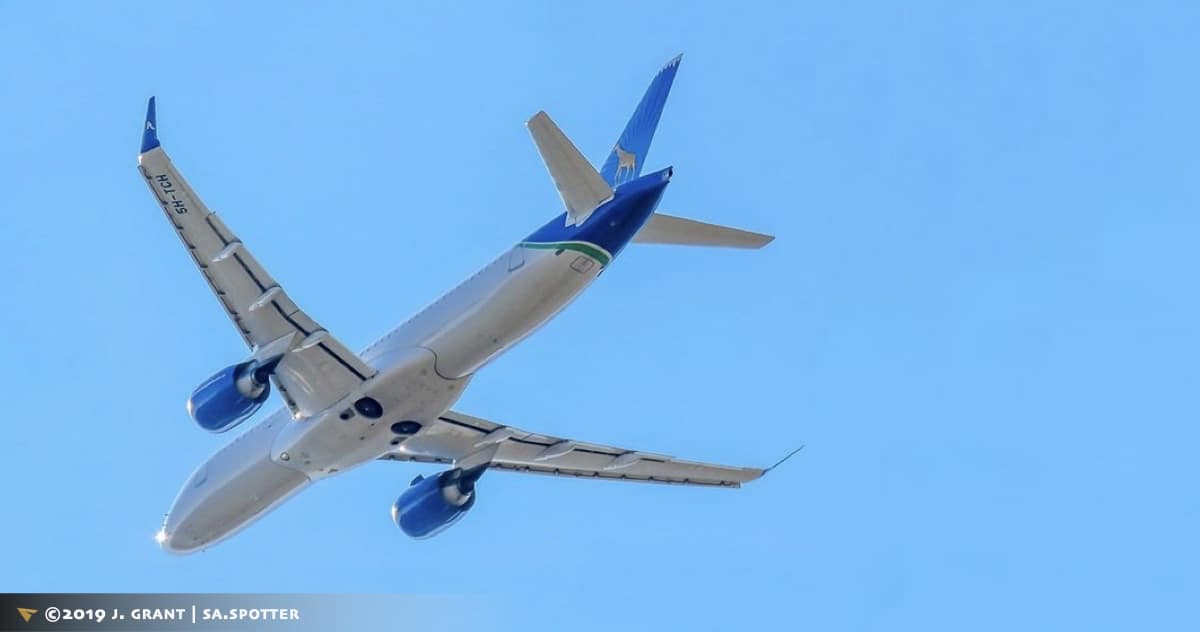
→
(597, 55, 681, 187)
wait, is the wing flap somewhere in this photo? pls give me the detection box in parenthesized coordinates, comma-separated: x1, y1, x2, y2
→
(383, 410, 768, 488)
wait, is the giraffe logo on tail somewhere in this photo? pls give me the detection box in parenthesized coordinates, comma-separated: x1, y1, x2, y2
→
(614, 144, 637, 181)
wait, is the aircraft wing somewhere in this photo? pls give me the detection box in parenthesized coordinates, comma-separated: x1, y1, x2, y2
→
(136, 98, 376, 418)
(382, 410, 799, 488)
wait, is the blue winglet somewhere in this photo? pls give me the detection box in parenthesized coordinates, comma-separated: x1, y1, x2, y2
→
(140, 96, 160, 153)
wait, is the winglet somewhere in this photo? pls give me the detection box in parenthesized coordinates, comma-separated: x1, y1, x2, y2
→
(141, 96, 160, 154)
(762, 445, 805, 476)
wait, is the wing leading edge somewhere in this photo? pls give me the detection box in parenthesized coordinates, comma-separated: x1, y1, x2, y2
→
(382, 409, 797, 488)
(137, 97, 376, 418)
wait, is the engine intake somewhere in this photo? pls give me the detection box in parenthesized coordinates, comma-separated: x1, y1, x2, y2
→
(391, 466, 485, 539)
(186, 358, 280, 433)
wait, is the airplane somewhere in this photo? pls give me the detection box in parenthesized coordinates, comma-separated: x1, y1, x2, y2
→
(141, 55, 797, 553)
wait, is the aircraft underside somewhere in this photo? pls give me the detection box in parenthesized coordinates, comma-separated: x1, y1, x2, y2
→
(145, 55, 786, 553)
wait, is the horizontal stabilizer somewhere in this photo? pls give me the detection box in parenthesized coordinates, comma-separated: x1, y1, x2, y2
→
(633, 213, 774, 249)
(527, 111, 614, 226)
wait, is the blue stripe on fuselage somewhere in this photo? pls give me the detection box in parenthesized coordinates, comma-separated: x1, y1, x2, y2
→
(522, 167, 672, 263)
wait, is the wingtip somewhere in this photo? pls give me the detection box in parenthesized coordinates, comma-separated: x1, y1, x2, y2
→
(140, 96, 160, 154)
(763, 445, 804, 475)
(665, 53, 683, 69)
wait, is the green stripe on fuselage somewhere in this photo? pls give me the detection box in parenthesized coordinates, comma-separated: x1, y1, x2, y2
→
(518, 241, 612, 266)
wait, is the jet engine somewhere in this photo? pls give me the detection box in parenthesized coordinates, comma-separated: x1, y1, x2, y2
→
(186, 357, 281, 433)
(391, 466, 486, 539)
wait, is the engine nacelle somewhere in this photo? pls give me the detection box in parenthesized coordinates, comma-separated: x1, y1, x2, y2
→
(186, 359, 276, 433)
(391, 467, 485, 539)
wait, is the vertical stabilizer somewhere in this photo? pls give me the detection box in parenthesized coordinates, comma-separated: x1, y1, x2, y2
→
(598, 55, 682, 187)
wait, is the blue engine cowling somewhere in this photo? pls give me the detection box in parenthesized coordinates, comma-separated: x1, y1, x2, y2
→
(186, 359, 277, 433)
(391, 467, 485, 539)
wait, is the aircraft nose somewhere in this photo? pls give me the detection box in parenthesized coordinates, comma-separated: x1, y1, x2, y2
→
(155, 443, 311, 555)
(156, 512, 204, 555)
(154, 525, 170, 548)
(156, 455, 224, 554)
(155, 529, 187, 554)
(156, 530, 184, 554)
(160, 534, 202, 554)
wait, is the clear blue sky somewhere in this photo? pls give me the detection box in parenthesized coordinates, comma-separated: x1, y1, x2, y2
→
(2, 1, 1198, 629)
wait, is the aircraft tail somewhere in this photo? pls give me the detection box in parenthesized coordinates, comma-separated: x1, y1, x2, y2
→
(598, 55, 682, 187)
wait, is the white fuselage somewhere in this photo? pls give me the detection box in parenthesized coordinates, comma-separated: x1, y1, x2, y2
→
(160, 244, 606, 552)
